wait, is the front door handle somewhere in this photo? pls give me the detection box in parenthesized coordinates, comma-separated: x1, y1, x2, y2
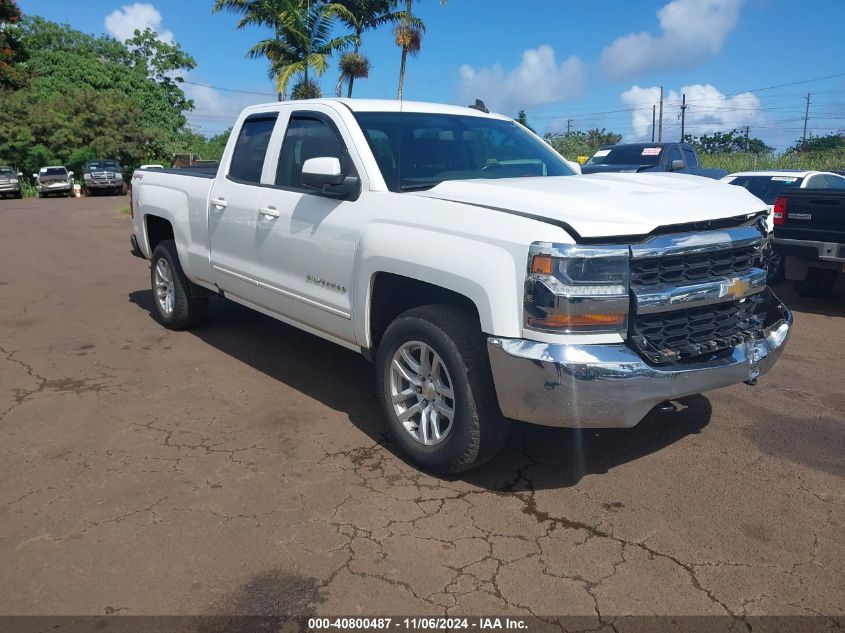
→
(210, 197, 227, 209)
(259, 206, 280, 218)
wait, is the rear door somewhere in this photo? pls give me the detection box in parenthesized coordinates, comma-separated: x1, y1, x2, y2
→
(208, 112, 278, 304)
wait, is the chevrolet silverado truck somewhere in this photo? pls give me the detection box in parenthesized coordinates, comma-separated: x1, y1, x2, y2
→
(33, 165, 74, 197)
(772, 187, 845, 297)
(0, 166, 23, 199)
(582, 142, 726, 179)
(129, 99, 792, 473)
(82, 159, 126, 196)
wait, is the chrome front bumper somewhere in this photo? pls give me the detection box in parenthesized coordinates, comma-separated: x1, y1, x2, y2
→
(487, 298, 792, 429)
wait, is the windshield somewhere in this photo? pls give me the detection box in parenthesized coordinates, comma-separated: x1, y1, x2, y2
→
(726, 175, 804, 205)
(0, 167, 13, 176)
(586, 145, 663, 167)
(86, 160, 120, 171)
(353, 112, 574, 192)
(42, 167, 68, 177)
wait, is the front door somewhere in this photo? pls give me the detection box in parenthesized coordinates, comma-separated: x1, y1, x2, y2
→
(252, 110, 362, 345)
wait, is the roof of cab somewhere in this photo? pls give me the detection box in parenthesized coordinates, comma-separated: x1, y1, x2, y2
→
(723, 169, 822, 178)
(242, 98, 510, 120)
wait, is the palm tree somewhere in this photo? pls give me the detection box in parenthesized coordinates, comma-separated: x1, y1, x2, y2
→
(394, 0, 445, 100)
(334, 0, 403, 97)
(213, 0, 356, 100)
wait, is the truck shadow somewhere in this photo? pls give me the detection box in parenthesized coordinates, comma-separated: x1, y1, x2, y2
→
(129, 290, 712, 490)
(771, 280, 845, 318)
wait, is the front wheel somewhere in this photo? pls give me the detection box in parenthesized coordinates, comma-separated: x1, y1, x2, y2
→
(149, 240, 208, 329)
(376, 305, 509, 474)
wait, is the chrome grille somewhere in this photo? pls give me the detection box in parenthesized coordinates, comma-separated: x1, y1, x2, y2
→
(630, 245, 763, 288)
(631, 294, 766, 364)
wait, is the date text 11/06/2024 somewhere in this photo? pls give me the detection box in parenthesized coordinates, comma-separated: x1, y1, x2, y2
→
(307, 617, 529, 630)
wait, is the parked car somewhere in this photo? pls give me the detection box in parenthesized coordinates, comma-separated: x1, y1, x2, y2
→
(0, 166, 23, 199)
(581, 142, 726, 178)
(129, 99, 791, 473)
(771, 188, 845, 297)
(721, 170, 845, 232)
(82, 159, 126, 196)
(33, 166, 74, 198)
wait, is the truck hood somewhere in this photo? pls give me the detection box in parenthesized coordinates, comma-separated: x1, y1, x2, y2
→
(410, 173, 767, 239)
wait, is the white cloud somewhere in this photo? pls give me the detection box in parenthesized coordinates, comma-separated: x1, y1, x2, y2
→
(601, 0, 743, 80)
(183, 80, 275, 134)
(620, 83, 761, 140)
(457, 46, 585, 116)
(105, 3, 174, 43)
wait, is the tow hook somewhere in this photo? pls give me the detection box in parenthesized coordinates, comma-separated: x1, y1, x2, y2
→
(656, 401, 676, 413)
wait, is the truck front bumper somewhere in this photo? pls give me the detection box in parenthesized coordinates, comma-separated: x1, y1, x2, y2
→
(487, 301, 792, 429)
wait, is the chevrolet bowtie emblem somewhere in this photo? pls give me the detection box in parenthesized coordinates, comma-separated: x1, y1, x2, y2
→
(726, 277, 750, 298)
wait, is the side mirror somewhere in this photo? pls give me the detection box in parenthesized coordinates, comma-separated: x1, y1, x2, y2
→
(301, 157, 358, 197)
(670, 159, 685, 171)
(32, 173, 38, 179)
(17, 172, 22, 177)
(68, 171, 74, 177)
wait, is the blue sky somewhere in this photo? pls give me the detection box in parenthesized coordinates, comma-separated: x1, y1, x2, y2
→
(18, 0, 845, 150)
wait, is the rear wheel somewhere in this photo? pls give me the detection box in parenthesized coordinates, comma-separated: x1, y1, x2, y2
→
(795, 268, 838, 298)
(149, 240, 208, 329)
(376, 305, 509, 474)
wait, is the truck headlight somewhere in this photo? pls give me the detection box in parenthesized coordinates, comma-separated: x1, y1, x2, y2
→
(524, 243, 629, 334)
(84, 173, 93, 181)
(115, 173, 123, 180)
(9, 178, 18, 184)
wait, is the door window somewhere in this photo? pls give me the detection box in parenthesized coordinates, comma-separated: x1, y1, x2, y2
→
(276, 116, 351, 189)
(666, 147, 682, 169)
(824, 174, 845, 189)
(228, 114, 277, 184)
(682, 147, 698, 167)
(804, 175, 828, 189)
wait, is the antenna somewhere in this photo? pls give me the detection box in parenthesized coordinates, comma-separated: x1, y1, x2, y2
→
(468, 99, 489, 114)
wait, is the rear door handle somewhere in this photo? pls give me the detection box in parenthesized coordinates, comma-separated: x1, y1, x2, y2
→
(259, 206, 280, 218)
(210, 197, 227, 209)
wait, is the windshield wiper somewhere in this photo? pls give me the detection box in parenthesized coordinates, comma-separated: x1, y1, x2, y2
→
(399, 182, 441, 191)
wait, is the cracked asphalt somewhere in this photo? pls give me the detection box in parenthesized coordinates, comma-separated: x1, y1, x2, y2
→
(0, 196, 843, 621)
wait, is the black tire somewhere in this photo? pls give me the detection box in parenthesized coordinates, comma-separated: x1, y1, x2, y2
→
(376, 304, 510, 474)
(794, 268, 838, 298)
(15, 190, 22, 199)
(149, 240, 208, 330)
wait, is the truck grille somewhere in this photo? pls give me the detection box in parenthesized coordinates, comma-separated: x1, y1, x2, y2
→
(630, 294, 766, 364)
(630, 245, 763, 288)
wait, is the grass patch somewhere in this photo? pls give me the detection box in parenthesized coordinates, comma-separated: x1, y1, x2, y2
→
(120, 206, 130, 215)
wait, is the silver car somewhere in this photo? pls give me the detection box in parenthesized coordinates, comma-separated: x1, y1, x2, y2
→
(34, 166, 74, 198)
(0, 166, 23, 199)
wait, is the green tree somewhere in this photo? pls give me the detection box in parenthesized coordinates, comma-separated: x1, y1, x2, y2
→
(544, 129, 623, 160)
(516, 110, 535, 133)
(0, 0, 26, 88)
(334, 0, 401, 97)
(787, 131, 845, 153)
(213, 0, 355, 99)
(684, 129, 772, 155)
(0, 17, 197, 175)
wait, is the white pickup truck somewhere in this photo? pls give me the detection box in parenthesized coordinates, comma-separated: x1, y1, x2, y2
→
(129, 99, 792, 473)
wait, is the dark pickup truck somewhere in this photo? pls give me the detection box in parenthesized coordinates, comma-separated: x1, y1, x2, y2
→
(581, 142, 726, 179)
(772, 188, 845, 297)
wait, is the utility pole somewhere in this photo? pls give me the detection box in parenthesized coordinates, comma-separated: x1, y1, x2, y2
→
(652, 105, 656, 142)
(744, 126, 750, 152)
(680, 93, 687, 141)
(658, 86, 664, 142)
(566, 118, 573, 134)
(802, 92, 811, 150)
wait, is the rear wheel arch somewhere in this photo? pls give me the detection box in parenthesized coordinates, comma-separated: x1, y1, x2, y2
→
(145, 214, 175, 253)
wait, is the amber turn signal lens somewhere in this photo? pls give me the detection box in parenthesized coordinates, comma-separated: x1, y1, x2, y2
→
(527, 313, 625, 329)
(531, 255, 554, 275)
